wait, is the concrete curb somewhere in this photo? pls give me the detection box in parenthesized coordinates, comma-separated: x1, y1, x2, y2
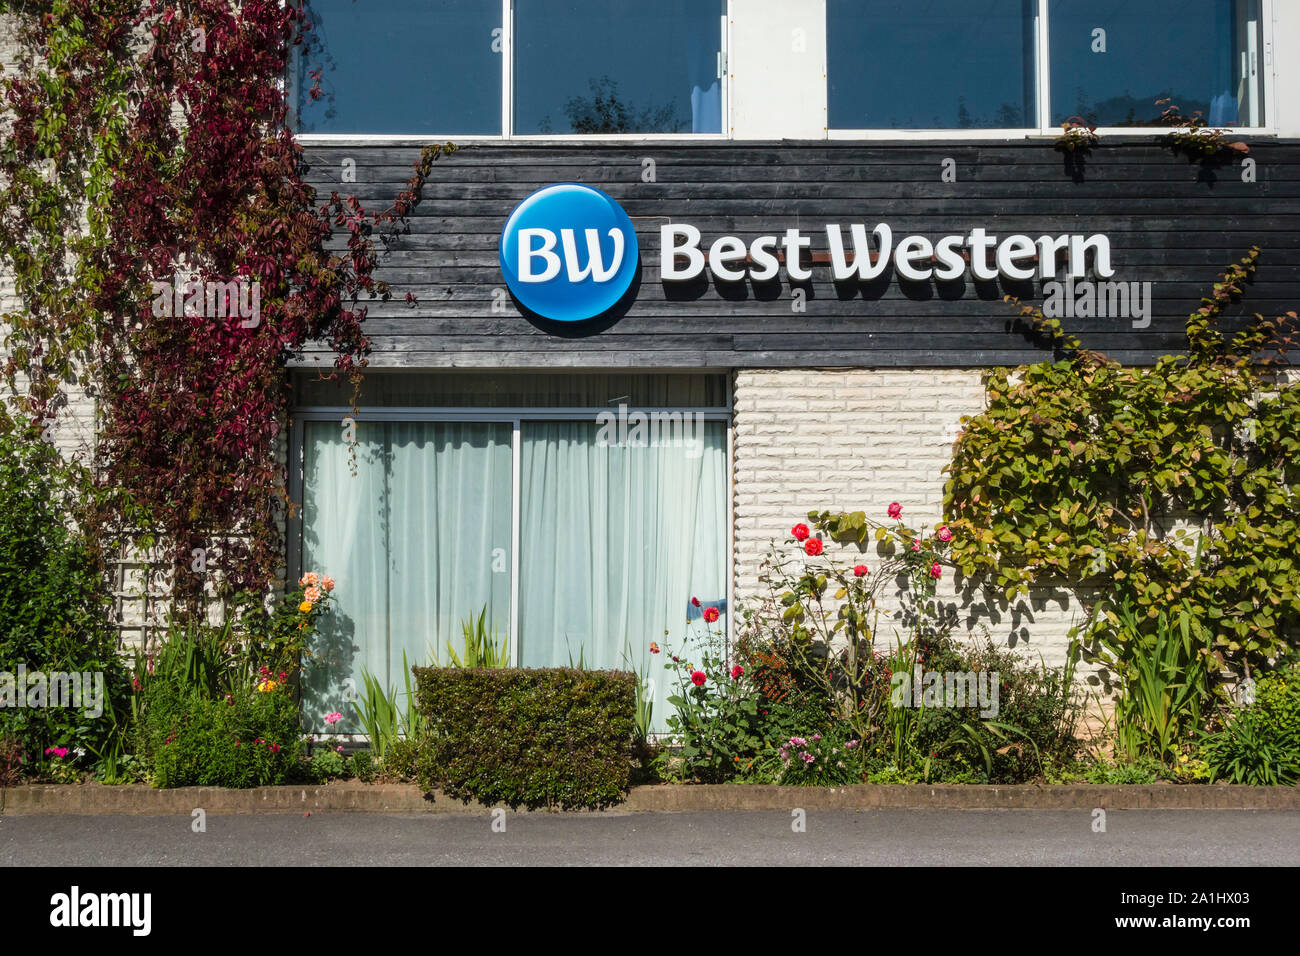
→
(2, 781, 1298, 814)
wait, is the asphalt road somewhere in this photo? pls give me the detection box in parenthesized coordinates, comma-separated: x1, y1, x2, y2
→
(2, 809, 1298, 866)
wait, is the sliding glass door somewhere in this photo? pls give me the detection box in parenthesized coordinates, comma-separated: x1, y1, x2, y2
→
(293, 377, 730, 735)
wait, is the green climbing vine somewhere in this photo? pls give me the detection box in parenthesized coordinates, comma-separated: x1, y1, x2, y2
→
(942, 248, 1299, 683)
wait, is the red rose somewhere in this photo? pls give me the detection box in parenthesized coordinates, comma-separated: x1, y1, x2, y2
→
(887, 502, 902, 519)
(691, 670, 707, 687)
(853, 564, 868, 577)
(731, 665, 744, 679)
(791, 523, 810, 541)
(929, 562, 942, 579)
(804, 538, 824, 556)
(703, 606, 720, 623)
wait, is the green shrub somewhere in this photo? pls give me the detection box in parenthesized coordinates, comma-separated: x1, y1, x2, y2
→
(413, 667, 636, 810)
(381, 736, 420, 781)
(0, 735, 23, 787)
(1256, 669, 1300, 745)
(0, 427, 130, 778)
(660, 630, 832, 783)
(902, 634, 1081, 784)
(137, 680, 302, 788)
(350, 749, 377, 783)
(309, 745, 348, 782)
(1197, 669, 1300, 785)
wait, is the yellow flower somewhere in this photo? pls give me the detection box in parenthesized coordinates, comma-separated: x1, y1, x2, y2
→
(299, 600, 313, 613)
(257, 680, 279, 693)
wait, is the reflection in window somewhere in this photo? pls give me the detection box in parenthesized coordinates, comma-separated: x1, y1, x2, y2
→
(513, 0, 724, 134)
(1050, 0, 1264, 128)
(295, 0, 501, 135)
(828, 0, 1037, 129)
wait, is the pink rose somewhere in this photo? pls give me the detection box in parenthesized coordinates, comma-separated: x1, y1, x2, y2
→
(887, 502, 902, 519)
(853, 564, 868, 577)
(324, 712, 343, 725)
(929, 562, 943, 579)
(936, 525, 953, 542)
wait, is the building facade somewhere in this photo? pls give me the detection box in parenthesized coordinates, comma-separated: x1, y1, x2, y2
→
(6, 3, 1300, 731)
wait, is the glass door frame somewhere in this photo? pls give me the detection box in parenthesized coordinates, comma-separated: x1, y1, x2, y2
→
(287, 403, 734, 667)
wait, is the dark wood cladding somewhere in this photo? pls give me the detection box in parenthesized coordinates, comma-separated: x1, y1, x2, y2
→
(296, 140, 1300, 369)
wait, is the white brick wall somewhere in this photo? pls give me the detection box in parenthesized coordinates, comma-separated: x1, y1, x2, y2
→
(732, 368, 1091, 673)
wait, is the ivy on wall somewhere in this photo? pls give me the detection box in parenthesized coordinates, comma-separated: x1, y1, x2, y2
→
(0, 1, 452, 615)
(941, 249, 1299, 681)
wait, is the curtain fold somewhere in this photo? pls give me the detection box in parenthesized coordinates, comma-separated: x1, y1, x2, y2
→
(300, 421, 512, 732)
(519, 421, 727, 732)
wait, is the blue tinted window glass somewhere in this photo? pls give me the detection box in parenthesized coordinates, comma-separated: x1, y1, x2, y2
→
(828, 0, 1037, 129)
(296, 1, 501, 135)
(1050, 0, 1264, 128)
(514, 0, 724, 134)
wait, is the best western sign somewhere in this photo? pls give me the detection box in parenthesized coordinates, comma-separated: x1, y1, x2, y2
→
(660, 223, 1114, 283)
(500, 183, 1119, 323)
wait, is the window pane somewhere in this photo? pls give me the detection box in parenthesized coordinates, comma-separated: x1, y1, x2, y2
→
(292, 372, 729, 408)
(513, 0, 724, 134)
(296, 0, 501, 134)
(828, 0, 1037, 129)
(1050, 0, 1265, 127)
(518, 421, 728, 732)
(300, 421, 513, 731)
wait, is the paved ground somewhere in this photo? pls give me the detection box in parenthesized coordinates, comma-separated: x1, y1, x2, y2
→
(3, 809, 1298, 866)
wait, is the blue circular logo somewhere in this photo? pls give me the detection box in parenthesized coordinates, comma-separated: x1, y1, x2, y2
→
(499, 183, 639, 322)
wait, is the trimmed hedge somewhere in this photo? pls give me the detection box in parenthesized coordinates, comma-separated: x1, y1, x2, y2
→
(413, 667, 636, 810)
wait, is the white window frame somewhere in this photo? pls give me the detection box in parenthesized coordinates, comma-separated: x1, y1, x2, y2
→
(286, 382, 736, 667)
(827, 0, 1279, 140)
(291, 0, 732, 144)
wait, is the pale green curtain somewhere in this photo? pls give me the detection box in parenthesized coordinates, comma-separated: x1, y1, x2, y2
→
(300, 421, 512, 732)
(518, 421, 728, 732)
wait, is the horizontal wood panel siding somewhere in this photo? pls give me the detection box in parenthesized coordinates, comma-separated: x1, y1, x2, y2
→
(297, 140, 1300, 369)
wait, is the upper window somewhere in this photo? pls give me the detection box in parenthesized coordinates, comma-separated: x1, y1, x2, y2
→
(828, 0, 1268, 132)
(828, 0, 1038, 130)
(1049, 0, 1264, 128)
(295, 0, 502, 135)
(294, 0, 726, 136)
